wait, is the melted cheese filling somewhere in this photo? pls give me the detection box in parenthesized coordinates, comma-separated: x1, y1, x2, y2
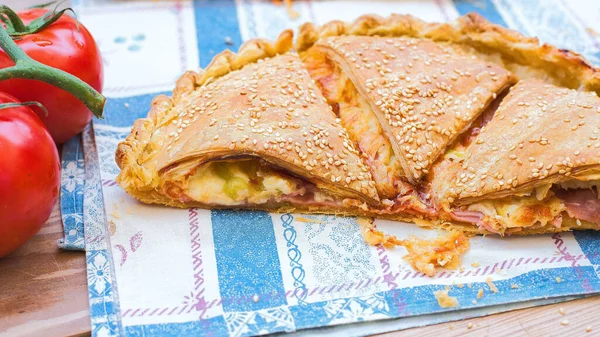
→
(185, 160, 301, 206)
(184, 160, 345, 207)
(439, 144, 599, 230)
(301, 49, 404, 199)
(466, 195, 566, 231)
(337, 76, 404, 198)
(455, 180, 599, 231)
(558, 179, 600, 199)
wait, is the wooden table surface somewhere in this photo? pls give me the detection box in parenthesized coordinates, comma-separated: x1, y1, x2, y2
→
(0, 204, 598, 337)
(0, 1, 599, 336)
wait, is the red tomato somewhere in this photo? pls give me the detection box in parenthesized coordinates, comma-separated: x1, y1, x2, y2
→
(0, 8, 103, 144)
(0, 92, 60, 258)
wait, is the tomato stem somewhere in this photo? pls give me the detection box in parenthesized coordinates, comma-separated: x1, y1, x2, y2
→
(0, 101, 49, 116)
(0, 6, 27, 32)
(1, 4, 78, 37)
(0, 25, 105, 118)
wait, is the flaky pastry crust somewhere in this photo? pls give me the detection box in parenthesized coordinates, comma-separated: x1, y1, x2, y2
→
(116, 31, 297, 207)
(116, 30, 383, 210)
(115, 13, 600, 235)
(297, 13, 600, 93)
(443, 80, 600, 204)
(309, 35, 516, 182)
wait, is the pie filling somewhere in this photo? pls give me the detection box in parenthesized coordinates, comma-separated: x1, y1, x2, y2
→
(449, 181, 600, 234)
(301, 48, 407, 199)
(182, 159, 362, 210)
(429, 90, 600, 233)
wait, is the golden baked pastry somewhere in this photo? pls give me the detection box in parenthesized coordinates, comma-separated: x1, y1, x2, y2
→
(116, 31, 390, 215)
(430, 79, 600, 234)
(116, 13, 600, 235)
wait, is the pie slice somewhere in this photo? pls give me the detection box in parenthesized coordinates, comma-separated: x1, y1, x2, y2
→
(302, 35, 516, 185)
(430, 80, 600, 234)
(116, 31, 382, 214)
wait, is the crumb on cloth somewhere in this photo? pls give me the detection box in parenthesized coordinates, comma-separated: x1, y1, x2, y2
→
(110, 202, 121, 220)
(296, 216, 326, 224)
(272, 0, 299, 19)
(399, 230, 470, 277)
(357, 219, 470, 277)
(108, 220, 117, 236)
(486, 277, 499, 293)
(434, 289, 459, 308)
(357, 218, 403, 248)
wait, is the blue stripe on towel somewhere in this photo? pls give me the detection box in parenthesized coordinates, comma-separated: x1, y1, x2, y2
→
(58, 134, 85, 250)
(94, 93, 169, 128)
(453, 0, 507, 27)
(193, 0, 243, 68)
(211, 210, 287, 312)
(574, 231, 600, 266)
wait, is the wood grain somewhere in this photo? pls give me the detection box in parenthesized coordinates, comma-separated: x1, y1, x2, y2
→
(382, 296, 598, 336)
(0, 202, 90, 337)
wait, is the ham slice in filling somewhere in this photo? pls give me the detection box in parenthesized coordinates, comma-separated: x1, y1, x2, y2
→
(449, 187, 600, 233)
(554, 188, 600, 224)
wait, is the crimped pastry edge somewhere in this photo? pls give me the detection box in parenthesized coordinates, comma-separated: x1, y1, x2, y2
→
(296, 12, 600, 92)
(114, 13, 600, 235)
(295, 12, 600, 234)
(115, 30, 294, 201)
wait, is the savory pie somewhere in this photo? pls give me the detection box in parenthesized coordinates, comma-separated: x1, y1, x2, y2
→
(116, 13, 600, 235)
(116, 31, 384, 214)
(430, 79, 600, 234)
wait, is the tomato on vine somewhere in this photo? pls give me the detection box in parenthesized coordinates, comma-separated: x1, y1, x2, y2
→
(0, 5, 104, 143)
(0, 5, 106, 256)
(0, 93, 60, 257)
